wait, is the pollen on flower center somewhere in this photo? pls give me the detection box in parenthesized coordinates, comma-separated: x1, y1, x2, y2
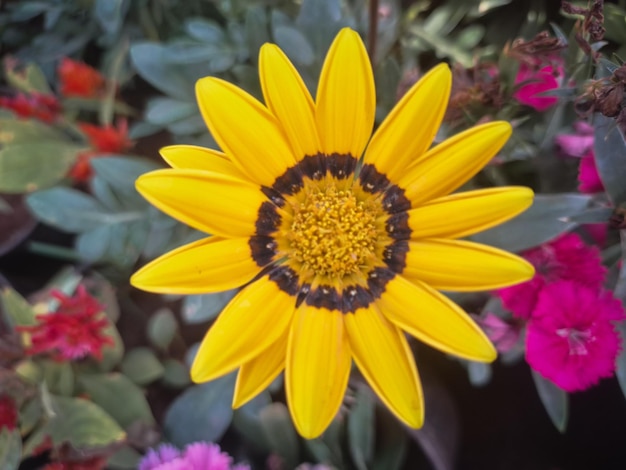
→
(288, 185, 380, 278)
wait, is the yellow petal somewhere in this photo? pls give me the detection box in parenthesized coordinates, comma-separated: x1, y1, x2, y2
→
(344, 306, 423, 428)
(136, 169, 266, 238)
(233, 335, 286, 408)
(286, 305, 351, 439)
(407, 187, 534, 239)
(131, 237, 264, 294)
(259, 44, 320, 158)
(315, 28, 375, 157)
(363, 64, 451, 182)
(159, 145, 245, 178)
(196, 77, 296, 186)
(399, 121, 512, 206)
(403, 239, 535, 291)
(378, 275, 496, 362)
(191, 275, 295, 382)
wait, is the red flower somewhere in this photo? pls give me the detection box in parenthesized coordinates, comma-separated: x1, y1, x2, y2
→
(526, 281, 623, 392)
(0, 395, 17, 431)
(17, 286, 113, 361)
(0, 92, 60, 123)
(57, 58, 105, 98)
(70, 120, 133, 181)
(497, 232, 607, 319)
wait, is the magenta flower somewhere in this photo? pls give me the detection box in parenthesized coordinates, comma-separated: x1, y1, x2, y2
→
(513, 63, 563, 111)
(578, 150, 604, 193)
(497, 232, 606, 319)
(526, 281, 624, 392)
(139, 442, 250, 470)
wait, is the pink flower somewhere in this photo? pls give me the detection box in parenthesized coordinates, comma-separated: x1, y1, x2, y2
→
(139, 442, 250, 470)
(513, 64, 563, 111)
(475, 313, 521, 353)
(17, 286, 113, 361)
(578, 150, 604, 193)
(555, 121, 594, 157)
(526, 281, 624, 392)
(498, 232, 606, 319)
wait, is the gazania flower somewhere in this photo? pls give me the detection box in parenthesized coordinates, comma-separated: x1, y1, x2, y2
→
(131, 28, 534, 438)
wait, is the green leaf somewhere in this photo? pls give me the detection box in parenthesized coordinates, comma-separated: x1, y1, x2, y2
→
(467, 361, 492, 387)
(147, 308, 178, 350)
(304, 418, 344, 467)
(274, 26, 315, 66)
(163, 373, 236, 447)
(120, 347, 164, 385)
(0, 429, 21, 470)
(98, 322, 125, 372)
(42, 360, 74, 396)
(0, 142, 80, 193)
(93, 0, 125, 35)
(531, 370, 568, 432)
(471, 193, 592, 252)
(145, 98, 197, 126)
(90, 156, 160, 195)
(371, 408, 407, 470)
(107, 445, 142, 469)
(348, 385, 375, 470)
(130, 43, 195, 100)
(0, 118, 63, 144)
(5, 62, 51, 94)
(232, 392, 272, 451)
(0, 286, 36, 327)
(615, 321, 626, 401)
(259, 403, 300, 469)
(161, 359, 190, 388)
(79, 373, 155, 428)
(245, 6, 270, 65)
(27, 188, 109, 233)
(20, 398, 43, 436)
(186, 19, 226, 43)
(23, 395, 125, 454)
(594, 113, 626, 206)
(295, 0, 345, 56)
(560, 206, 614, 224)
(181, 290, 238, 324)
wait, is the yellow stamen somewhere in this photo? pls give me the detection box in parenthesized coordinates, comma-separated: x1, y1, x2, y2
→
(288, 184, 382, 278)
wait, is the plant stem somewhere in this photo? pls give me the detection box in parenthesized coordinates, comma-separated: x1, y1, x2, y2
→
(27, 242, 80, 262)
(368, 0, 379, 63)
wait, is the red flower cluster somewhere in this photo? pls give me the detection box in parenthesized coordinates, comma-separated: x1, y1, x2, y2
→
(70, 120, 133, 181)
(494, 233, 624, 392)
(57, 58, 105, 98)
(0, 92, 60, 123)
(17, 286, 113, 361)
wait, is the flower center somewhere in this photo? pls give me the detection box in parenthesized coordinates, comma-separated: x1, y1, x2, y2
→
(556, 327, 593, 355)
(288, 185, 380, 278)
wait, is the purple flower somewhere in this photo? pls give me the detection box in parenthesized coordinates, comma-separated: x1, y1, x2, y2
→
(138, 442, 250, 470)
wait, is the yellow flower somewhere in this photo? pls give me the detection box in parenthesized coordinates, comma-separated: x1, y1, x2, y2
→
(131, 28, 534, 439)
